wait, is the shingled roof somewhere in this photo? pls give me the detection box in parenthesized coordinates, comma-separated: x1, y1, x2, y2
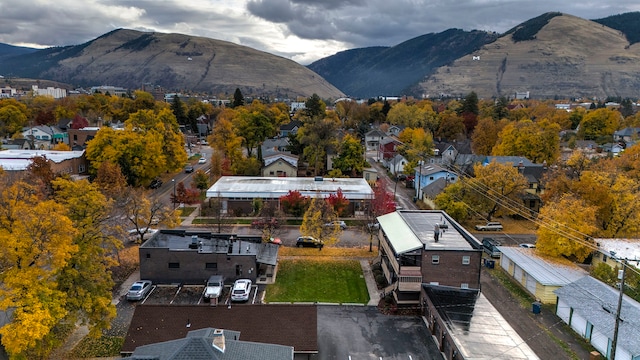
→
(122, 304, 317, 355)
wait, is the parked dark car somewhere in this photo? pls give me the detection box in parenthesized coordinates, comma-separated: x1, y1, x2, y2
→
(296, 236, 324, 248)
(149, 178, 163, 189)
(184, 165, 194, 173)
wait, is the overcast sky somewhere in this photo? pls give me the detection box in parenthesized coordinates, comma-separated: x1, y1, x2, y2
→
(1, 1, 638, 65)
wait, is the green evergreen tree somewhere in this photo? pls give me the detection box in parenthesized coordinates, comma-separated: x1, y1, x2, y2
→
(232, 88, 245, 108)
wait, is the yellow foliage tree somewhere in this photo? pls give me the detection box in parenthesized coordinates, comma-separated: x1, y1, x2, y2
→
(470, 161, 529, 220)
(536, 195, 596, 262)
(0, 179, 77, 356)
(300, 196, 341, 246)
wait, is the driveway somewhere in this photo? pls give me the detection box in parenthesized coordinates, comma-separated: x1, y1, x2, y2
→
(317, 306, 443, 360)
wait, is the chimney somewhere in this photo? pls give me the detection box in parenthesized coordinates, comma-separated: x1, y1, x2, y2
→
(211, 328, 226, 353)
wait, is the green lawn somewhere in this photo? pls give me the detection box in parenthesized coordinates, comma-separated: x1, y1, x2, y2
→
(265, 259, 369, 304)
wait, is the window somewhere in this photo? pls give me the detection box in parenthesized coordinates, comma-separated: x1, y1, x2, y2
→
(269, 171, 274, 175)
(79, 164, 86, 173)
(168, 262, 180, 269)
(462, 256, 470, 265)
(205, 262, 217, 269)
(461, 283, 469, 289)
(431, 255, 440, 265)
(146, 253, 150, 259)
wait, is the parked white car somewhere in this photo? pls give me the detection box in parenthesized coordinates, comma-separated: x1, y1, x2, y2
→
(203, 275, 224, 301)
(230, 279, 252, 302)
(475, 222, 503, 231)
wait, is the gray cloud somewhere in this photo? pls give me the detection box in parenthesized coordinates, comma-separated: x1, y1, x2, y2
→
(0, 0, 638, 63)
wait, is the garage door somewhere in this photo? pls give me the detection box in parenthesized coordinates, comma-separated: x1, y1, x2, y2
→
(556, 299, 571, 323)
(500, 256, 510, 271)
(525, 273, 537, 294)
(514, 265, 523, 284)
(570, 312, 587, 337)
(591, 328, 610, 358)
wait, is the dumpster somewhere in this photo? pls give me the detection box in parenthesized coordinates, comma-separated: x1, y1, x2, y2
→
(532, 301, 541, 314)
(487, 260, 495, 269)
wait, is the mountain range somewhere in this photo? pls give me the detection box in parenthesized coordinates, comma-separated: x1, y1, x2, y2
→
(1, 12, 640, 100)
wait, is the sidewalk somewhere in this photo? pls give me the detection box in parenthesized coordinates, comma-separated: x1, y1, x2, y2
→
(179, 204, 200, 226)
(360, 259, 381, 306)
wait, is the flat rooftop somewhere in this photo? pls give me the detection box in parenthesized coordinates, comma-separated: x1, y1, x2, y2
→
(426, 286, 539, 359)
(378, 210, 481, 254)
(0, 149, 85, 171)
(206, 176, 374, 200)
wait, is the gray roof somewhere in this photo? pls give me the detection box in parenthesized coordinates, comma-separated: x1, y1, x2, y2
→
(377, 210, 480, 254)
(130, 328, 293, 360)
(498, 247, 587, 286)
(554, 276, 640, 356)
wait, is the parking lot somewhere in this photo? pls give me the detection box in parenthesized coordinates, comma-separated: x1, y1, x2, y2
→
(137, 284, 262, 306)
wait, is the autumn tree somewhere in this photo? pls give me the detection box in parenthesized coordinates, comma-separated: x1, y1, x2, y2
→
(120, 188, 180, 242)
(297, 111, 340, 175)
(577, 108, 621, 141)
(332, 133, 366, 177)
(280, 190, 310, 217)
(536, 194, 596, 262)
(434, 180, 470, 222)
(51, 178, 120, 337)
(209, 109, 243, 169)
(471, 117, 501, 155)
(94, 161, 128, 199)
(370, 179, 396, 217)
(398, 127, 434, 171)
(235, 100, 277, 159)
(192, 169, 210, 191)
(0, 98, 29, 137)
(492, 119, 560, 164)
(326, 188, 350, 217)
(70, 114, 89, 129)
(0, 179, 77, 357)
(300, 196, 341, 246)
(468, 161, 529, 220)
(256, 202, 287, 242)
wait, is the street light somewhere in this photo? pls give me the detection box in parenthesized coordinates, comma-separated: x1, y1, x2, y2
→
(172, 179, 176, 209)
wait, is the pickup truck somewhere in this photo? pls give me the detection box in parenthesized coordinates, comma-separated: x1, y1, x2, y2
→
(474, 222, 503, 231)
(203, 275, 224, 302)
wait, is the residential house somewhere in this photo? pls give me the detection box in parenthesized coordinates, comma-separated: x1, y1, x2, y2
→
(554, 276, 640, 360)
(261, 138, 290, 157)
(262, 153, 298, 177)
(363, 167, 378, 186)
(206, 176, 373, 216)
(386, 124, 405, 137)
(122, 305, 317, 359)
(421, 286, 539, 360)
(592, 238, 640, 271)
(129, 327, 294, 360)
(614, 127, 640, 144)
(421, 178, 448, 209)
(386, 153, 408, 175)
(21, 125, 67, 149)
(0, 138, 32, 150)
(377, 210, 483, 305)
(497, 247, 587, 304)
(599, 142, 624, 157)
(139, 230, 279, 285)
(279, 120, 302, 138)
(378, 136, 403, 161)
(364, 129, 386, 151)
(430, 140, 472, 166)
(289, 102, 305, 114)
(0, 149, 88, 176)
(195, 114, 211, 136)
(414, 163, 457, 202)
(0, 86, 16, 98)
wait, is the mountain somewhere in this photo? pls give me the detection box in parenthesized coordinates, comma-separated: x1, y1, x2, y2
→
(0, 43, 37, 62)
(0, 29, 344, 99)
(417, 12, 640, 99)
(307, 29, 499, 98)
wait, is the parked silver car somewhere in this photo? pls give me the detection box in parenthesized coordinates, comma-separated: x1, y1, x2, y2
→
(475, 222, 503, 231)
(127, 280, 153, 301)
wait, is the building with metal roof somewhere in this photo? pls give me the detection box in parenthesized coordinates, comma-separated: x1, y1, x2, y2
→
(377, 210, 483, 304)
(554, 276, 640, 360)
(422, 285, 539, 360)
(593, 238, 640, 270)
(497, 247, 587, 304)
(205, 176, 374, 216)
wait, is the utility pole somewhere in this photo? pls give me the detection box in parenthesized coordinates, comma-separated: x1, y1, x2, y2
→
(610, 259, 626, 360)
